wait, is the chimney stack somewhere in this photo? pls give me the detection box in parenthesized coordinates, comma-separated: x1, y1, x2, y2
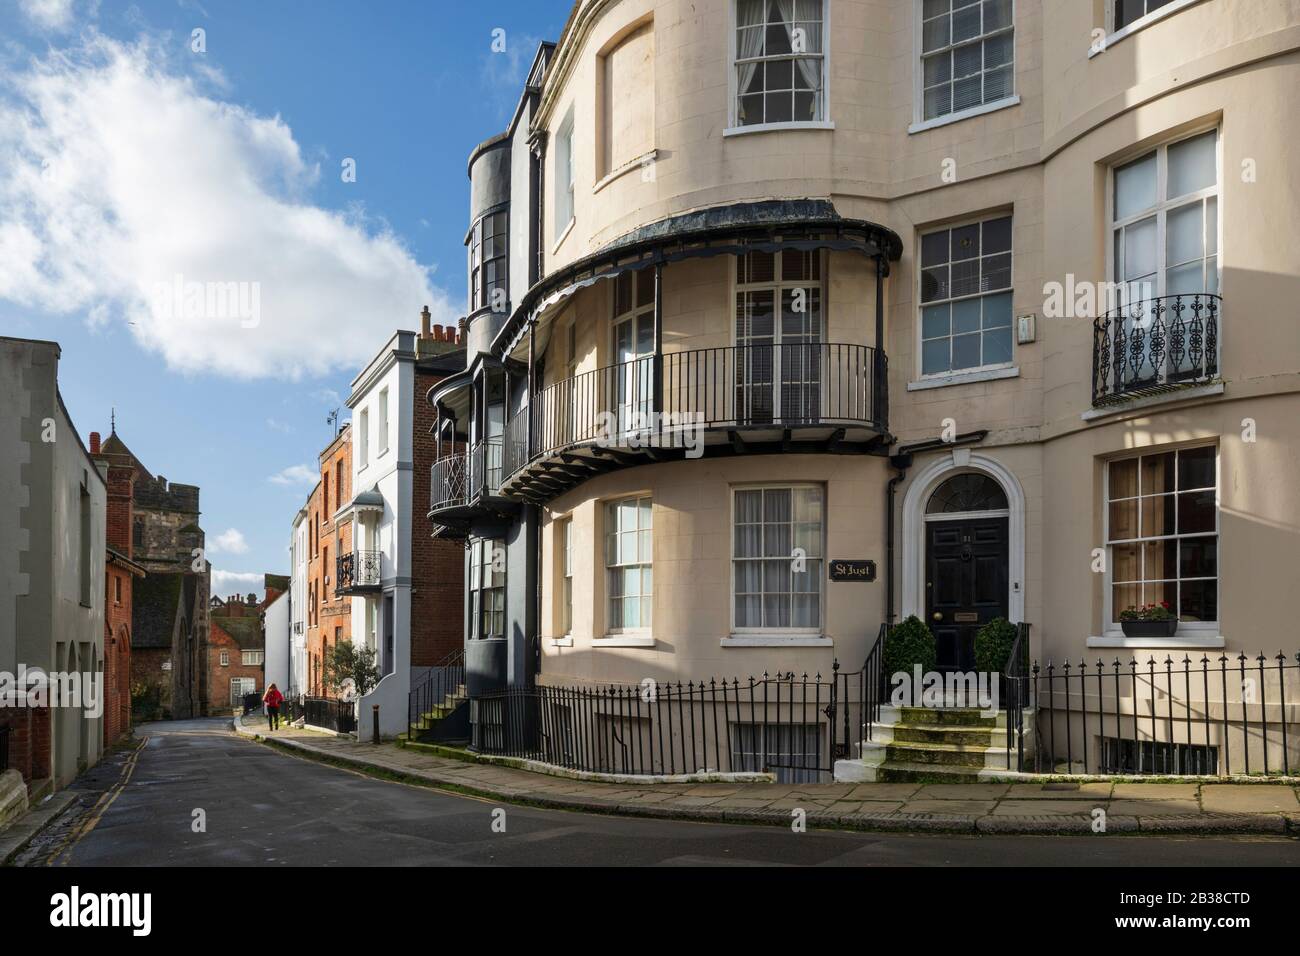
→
(420, 305, 431, 339)
(90, 431, 101, 455)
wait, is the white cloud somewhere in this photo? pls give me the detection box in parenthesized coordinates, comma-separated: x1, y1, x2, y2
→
(208, 527, 248, 554)
(18, 0, 76, 31)
(266, 417, 293, 434)
(0, 33, 459, 380)
(210, 569, 263, 599)
(268, 463, 317, 487)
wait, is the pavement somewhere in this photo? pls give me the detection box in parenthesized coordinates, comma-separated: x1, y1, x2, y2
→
(6, 717, 1297, 867)
(234, 714, 1300, 836)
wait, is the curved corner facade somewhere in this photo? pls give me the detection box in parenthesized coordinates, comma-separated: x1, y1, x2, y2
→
(427, 0, 1300, 773)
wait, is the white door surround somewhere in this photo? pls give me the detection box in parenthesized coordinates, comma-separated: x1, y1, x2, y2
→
(900, 449, 1026, 624)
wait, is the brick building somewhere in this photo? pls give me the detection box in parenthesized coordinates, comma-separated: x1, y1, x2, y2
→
(207, 580, 282, 714)
(92, 430, 145, 748)
(308, 424, 352, 695)
(95, 426, 210, 719)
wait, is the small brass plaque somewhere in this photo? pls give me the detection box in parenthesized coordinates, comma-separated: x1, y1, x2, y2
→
(953, 612, 979, 623)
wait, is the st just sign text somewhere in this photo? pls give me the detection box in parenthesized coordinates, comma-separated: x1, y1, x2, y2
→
(829, 559, 876, 582)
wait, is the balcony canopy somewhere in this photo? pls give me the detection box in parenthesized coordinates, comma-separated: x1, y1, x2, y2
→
(492, 199, 904, 357)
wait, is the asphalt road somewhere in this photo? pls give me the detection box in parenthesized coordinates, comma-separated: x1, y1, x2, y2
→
(17, 718, 1300, 867)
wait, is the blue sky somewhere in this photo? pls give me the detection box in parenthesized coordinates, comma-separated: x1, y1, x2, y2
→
(0, 0, 565, 596)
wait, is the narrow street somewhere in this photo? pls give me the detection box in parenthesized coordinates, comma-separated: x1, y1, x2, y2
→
(15, 720, 1300, 867)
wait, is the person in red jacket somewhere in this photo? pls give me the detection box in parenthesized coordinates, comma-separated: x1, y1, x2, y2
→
(263, 683, 284, 731)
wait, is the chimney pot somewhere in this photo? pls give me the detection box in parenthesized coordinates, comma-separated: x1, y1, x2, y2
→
(90, 432, 101, 454)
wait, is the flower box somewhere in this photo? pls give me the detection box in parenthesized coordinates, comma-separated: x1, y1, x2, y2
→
(1119, 619, 1179, 639)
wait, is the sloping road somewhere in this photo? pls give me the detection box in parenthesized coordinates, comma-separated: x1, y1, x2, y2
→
(16, 719, 1300, 867)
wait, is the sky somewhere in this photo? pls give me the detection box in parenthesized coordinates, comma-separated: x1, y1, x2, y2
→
(0, 0, 566, 598)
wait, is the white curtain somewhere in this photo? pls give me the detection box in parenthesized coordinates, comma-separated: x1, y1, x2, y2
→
(776, 0, 823, 119)
(735, 0, 765, 122)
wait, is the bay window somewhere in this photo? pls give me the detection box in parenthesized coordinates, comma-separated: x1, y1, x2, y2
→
(470, 537, 506, 640)
(734, 0, 825, 128)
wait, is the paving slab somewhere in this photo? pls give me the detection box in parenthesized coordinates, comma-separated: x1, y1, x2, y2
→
(846, 783, 923, 800)
(1138, 813, 1287, 834)
(903, 799, 998, 815)
(1112, 783, 1200, 800)
(990, 799, 1102, 816)
(915, 783, 1010, 800)
(1005, 783, 1113, 799)
(1200, 785, 1300, 814)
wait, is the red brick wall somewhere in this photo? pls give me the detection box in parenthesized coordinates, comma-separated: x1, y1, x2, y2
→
(310, 428, 352, 694)
(206, 624, 263, 715)
(411, 369, 465, 667)
(0, 707, 51, 789)
(103, 567, 133, 747)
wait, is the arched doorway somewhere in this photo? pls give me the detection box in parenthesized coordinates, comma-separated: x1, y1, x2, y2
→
(924, 474, 1009, 672)
(900, 452, 1026, 672)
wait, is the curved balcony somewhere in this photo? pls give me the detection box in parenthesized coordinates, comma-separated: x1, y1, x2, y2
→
(336, 550, 381, 595)
(428, 437, 512, 534)
(1092, 294, 1221, 405)
(501, 342, 887, 502)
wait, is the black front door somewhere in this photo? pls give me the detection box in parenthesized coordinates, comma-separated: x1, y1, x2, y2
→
(926, 517, 1009, 672)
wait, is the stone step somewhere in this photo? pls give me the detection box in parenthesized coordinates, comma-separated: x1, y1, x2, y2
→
(892, 724, 1010, 747)
(871, 761, 989, 784)
(886, 739, 995, 768)
(897, 706, 998, 728)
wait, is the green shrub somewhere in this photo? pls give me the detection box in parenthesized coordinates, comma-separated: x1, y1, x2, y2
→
(883, 615, 937, 678)
(974, 617, 1020, 674)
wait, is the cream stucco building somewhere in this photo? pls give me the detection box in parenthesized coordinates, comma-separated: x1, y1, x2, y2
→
(426, 0, 1300, 778)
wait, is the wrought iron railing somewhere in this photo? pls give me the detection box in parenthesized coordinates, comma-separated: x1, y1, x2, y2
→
(503, 342, 885, 481)
(1020, 651, 1299, 776)
(1092, 293, 1220, 404)
(429, 453, 467, 511)
(1003, 622, 1032, 770)
(336, 550, 381, 591)
(470, 657, 883, 783)
(304, 696, 357, 734)
(408, 648, 467, 740)
(430, 437, 503, 514)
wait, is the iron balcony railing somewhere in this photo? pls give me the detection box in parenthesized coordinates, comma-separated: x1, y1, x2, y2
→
(1092, 293, 1220, 405)
(336, 550, 381, 592)
(429, 437, 503, 513)
(503, 342, 885, 480)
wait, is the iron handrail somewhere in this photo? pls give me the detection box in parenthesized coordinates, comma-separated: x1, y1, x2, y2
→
(1092, 293, 1221, 404)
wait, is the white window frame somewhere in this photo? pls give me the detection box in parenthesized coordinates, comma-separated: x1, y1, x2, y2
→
(1101, 442, 1220, 642)
(242, 650, 264, 666)
(377, 388, 389, 456)
(1106, 126, 1222, 305)
(915, 213, 1015, 382)
(358, 407, 369, 469)
(731, 248, 825, 424)
(1091, 0, 1207, 58)
(910, 0, 1018, 133)
(470, 537, 506, 641)
(603, 495, 652, 637)
(725, 0, 834, 136)
(553, 107, 575, 247)
(728, 483, 826, 642)
(220, 650, 230, 667)
(558, 517, 573, 641)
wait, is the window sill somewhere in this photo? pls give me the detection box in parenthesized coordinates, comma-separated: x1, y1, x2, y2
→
(721, 634, 833, 648)
(551, 218, 575, 256)
(908, 95, 1020, 134)
(908, 365, 1019, 391)
(1087, 632, 1225, 650)
(550, 635, 574, 647)
(378, 446, 389, 457)
(1088, 0, 1207, 59)
(1082, 382, 1224, 421)
(593, 634, 655, 648)
(593, 149, 657, 194)
(723, 120, 835, 138)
